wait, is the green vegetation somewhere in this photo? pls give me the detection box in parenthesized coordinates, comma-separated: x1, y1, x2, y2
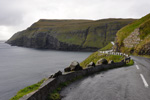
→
(116, 13, 150, 55)
(48, 76, 83, 100)
(139, 19, 150, 39)
(49, 93, 61, 100)
(80, 51, 102, 68)
(48, 81, 70, 100)
(125, 59, 134, 66)
(10, 79, 46, 100)
(7, 19, 135, 50)
(104, 55, 124, 62)
(80, 51, 124, 68)
(100, 43, 113, 51)
(116, 13, 150, 46)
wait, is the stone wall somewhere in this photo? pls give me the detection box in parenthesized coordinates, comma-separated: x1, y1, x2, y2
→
(123, 28, 141, 48)
(20, 62, 126, 100)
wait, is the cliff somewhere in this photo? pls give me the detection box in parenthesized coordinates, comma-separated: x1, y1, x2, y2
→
(116, 13, 150, 55)
(7, 19, 135, 51)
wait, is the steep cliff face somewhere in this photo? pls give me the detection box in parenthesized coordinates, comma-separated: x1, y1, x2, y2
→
(7, 19, 135, 51)
(116, 13, 150, 55)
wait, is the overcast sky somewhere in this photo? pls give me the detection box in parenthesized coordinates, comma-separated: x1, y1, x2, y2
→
(0, 0, 150, 40)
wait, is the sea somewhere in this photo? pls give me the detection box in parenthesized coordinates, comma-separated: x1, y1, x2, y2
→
(0, 41, 92, 100)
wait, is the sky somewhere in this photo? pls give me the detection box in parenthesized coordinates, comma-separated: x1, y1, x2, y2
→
(0, 0, 150, 40)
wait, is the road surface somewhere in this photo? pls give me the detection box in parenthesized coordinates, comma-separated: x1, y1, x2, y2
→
(60, 56, 150, 100)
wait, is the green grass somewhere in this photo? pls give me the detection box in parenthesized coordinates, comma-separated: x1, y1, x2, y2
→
(104, 55, 124, 62)
(10, 79, 46, 100)
(116, 13, 150, 47)
(139, 19, 150, 39)
(116, 13, 150, 56)
(80, 51, 104, 68)
(100, 43, 113, 51)
(125, 59, 134, 66)
(80, 51, 124, 68)
(49, 93, 61, 100)
(45, 19, 135, 48)
(134, 35, 150, 54)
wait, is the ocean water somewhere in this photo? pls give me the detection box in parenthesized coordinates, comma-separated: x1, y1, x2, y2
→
(0, 41, 92, 100)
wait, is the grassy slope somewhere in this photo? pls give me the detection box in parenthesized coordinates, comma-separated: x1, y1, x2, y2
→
(80, 51, 124, 68)
(100, 42, 113, 51)
(116, 13, 150, 55)
(10, 79, 45, 100)
(116, 13, 150, 46)
(80, 42, 113, 67)
(8, 19, 135, 49)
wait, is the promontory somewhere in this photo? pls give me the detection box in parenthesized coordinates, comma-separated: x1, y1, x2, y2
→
(7, 19, 136, 51)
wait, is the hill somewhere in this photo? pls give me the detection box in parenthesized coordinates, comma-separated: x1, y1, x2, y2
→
(6, 19, 135, 51)
(116, 13, 150, 55)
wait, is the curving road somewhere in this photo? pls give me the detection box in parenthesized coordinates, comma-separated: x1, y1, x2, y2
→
(60, 56, 150, 100)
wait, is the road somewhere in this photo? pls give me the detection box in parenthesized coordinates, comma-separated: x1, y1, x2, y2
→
(60, 56, 150, 100)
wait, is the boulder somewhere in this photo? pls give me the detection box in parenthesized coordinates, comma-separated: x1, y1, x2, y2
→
(96, 58, 108, 65)
(125, 57, 131, 63)
(49, 74, 54, 79)
(70, 61, 83, 71)
(53, 71, 62, 78)
(121, 59, 125, 62)
(87, 62, 95, 68)
(121, 57, 129, 63)
(64, 61, 83, 72)
(108, 60, 114, 64)
(64, 67, 71, 72)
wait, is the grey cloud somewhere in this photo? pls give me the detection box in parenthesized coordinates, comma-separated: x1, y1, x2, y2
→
(0, 10, 24, 26)
(0, 0, 150, 40)
(0, 0, 24, 26)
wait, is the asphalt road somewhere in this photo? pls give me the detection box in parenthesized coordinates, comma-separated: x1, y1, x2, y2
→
(60, 56, 150, 100)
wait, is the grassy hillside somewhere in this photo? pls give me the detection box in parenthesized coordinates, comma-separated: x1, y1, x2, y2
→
(80, 51, 124, 68)
(7, 19, 135, 51)
(100, 42, 113, 51)
(116, 13, 150, 55)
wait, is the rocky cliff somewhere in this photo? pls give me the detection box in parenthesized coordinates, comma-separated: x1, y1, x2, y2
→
(116, 13, 150, 55)
(7, 19, 135, 51)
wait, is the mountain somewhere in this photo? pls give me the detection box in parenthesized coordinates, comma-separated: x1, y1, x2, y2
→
(116, 13, 150, 55)
(6, 19, 135, 51)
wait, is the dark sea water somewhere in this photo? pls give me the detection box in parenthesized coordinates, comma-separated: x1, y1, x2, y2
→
(0, 41, 92, 100)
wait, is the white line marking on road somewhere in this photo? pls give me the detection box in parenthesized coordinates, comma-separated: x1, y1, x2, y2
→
(136, 65, 139, 70)
(140, 74, 149, 88)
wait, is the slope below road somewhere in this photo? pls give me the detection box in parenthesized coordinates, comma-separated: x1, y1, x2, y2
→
(60, 56, 150, 100)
